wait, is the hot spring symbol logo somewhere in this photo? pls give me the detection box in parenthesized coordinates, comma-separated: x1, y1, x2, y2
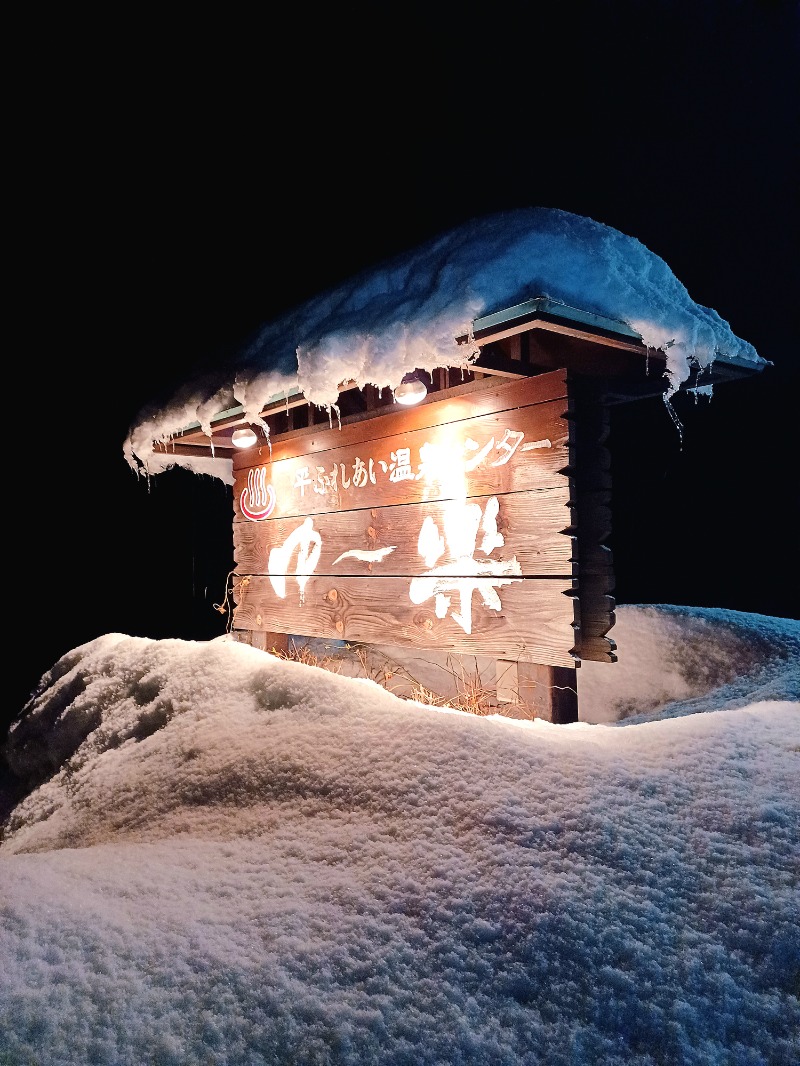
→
(240, 466, 276, 522)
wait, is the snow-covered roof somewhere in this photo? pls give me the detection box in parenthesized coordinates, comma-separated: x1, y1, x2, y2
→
(124, 207, 768, 484)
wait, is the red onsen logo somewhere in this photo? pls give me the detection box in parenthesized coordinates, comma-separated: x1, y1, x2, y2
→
(240, 466, 276, 521)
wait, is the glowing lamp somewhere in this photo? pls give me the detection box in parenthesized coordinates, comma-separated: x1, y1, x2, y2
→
(231, 427, 258, 449)
(394, 372, 428, 406)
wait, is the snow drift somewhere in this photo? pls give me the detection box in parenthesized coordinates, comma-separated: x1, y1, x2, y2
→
(1, 606, 797, 1065)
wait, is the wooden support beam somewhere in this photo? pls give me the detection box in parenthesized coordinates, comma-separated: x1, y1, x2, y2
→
(517, 662, 578, 723)
(497, 659, 579, 723)
(263, 631, 290, 656)
(231, 629, 290, 656)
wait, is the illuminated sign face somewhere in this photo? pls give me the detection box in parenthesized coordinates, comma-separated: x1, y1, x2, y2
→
(283, 432, 552, 504)
(231, 371, 614, 668)
(260, 495, 520, 631)
(239, 424, 550, 621)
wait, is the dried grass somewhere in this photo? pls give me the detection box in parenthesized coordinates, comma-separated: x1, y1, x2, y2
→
(277, 640, 501, 717)
(273, 640, 343, 675)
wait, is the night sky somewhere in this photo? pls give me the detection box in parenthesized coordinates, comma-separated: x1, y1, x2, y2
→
(7, 2, 798, 734)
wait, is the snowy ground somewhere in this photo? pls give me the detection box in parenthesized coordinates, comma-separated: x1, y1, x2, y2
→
(1, 604, 798, 1065)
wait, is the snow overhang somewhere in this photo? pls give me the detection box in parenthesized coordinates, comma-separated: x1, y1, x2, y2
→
(138, 294, 767, 472)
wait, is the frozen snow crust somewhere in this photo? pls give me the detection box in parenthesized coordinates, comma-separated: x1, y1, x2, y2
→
(124, 208, 765, 481)
(1, 606, 798, 1065)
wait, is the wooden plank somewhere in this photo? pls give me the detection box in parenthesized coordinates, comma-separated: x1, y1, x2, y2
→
(575, 582, 617, 663)
(232, 369, 569, 470)
(577, 493, 613, 543)
(574, 635, 616, 663)
(232, 574, 579, 668)
(233, 489, 575, 578)
(233, 398, 571, 523)
(574, 541, 614, 577)
(576, 589, 617, 632)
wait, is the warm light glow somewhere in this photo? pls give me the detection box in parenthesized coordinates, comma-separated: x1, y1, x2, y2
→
(394, 373, 428, 406)
(231, 427, 258, 449)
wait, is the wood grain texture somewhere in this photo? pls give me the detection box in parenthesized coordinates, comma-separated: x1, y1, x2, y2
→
(232, 574, 578, 668)
(233, 489, 575, 578)
(233, 399, 571, 523)
(226, 369, 615, 672)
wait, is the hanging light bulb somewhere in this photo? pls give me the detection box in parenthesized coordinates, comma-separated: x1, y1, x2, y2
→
(231, 427, 258, 449)
(393, 372, 428, 406)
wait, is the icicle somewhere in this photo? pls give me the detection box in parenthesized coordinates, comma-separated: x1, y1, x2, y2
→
(688, 383, 714, 405)
(661, 393, 684, 449)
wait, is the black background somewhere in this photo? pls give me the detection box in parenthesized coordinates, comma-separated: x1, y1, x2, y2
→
(6, 1, 798, 738)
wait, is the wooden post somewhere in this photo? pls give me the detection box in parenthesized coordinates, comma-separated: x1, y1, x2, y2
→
(232, 629, 290, 656)
(262, 631, 290, 656)
(517, 662, 578, 723)
(497, 659, 578, 723)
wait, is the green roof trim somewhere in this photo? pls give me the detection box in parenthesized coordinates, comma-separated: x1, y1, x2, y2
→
(176, 387, 304, 435)
(470, 296, 766, 372)
(471, 296, 643, 341)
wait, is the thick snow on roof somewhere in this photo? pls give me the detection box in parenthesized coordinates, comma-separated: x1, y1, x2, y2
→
(124, 208, 765, 480)
(1, 605, 798, 1063)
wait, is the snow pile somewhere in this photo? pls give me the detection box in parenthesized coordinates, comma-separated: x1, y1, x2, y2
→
(578, 604, 800, 723)
(1, 607, 797, 1064)
(124, 208, 765, 481)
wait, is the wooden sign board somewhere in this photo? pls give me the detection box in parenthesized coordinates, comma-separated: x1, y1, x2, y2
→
(231, 369, 614, 670)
